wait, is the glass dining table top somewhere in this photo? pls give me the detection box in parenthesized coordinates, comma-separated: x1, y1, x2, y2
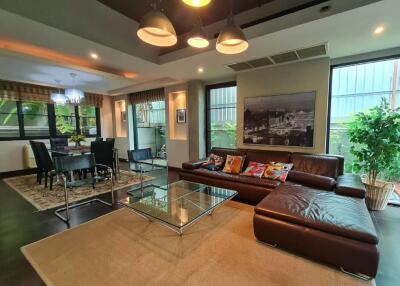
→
(119, 180, 237, 233)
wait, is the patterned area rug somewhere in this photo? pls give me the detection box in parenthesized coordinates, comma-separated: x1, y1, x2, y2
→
(3, 170, 154, 211)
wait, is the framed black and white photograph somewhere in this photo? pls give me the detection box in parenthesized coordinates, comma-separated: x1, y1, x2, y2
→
(243, 91, 316, 147)
(176, 109, 186, 123)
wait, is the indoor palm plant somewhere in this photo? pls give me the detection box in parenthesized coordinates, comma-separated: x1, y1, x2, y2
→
(348, 98, 400, 210)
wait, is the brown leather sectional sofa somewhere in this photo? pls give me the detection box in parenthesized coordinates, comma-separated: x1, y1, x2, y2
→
(180, 148, 379, 279)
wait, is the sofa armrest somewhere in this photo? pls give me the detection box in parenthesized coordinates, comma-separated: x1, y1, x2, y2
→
(182, 159, 208, 170)
(335, 174, 366, 198)
(287, 170, 336, 191)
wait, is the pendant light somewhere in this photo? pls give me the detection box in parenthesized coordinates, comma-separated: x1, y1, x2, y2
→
(187, 18, 209, 48)
(137, 2, 177, 47)
(51, 80, 67, 105)
(182, 0, 211, 8)
(216, 2, 248, 55)
(65, 73, 84, 105)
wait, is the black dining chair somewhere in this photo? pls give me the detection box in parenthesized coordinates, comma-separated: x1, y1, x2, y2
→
(95, 137, 103, 142)
(91, 141, 115, 175)
(53, 154, 114, 223)
(50, 137, 68, 150)
(105, 138, 115, 147)
(30, 141, 57, 190)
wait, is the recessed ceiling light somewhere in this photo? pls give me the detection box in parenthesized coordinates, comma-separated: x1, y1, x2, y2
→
(374, 26, 385, 35)
(182, 0, 211, 8)
(198, 67, 204, 73)
(123, 72, 136, 79)
(90, 52, 99, 59)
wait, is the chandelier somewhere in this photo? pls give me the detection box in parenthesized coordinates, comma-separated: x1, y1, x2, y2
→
(50, 80, 67, 105)
(137, 0, 248, 55)
(65, 73, 84, 105)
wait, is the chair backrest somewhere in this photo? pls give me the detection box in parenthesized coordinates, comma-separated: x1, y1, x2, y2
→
(95, 137, 103, 142)
(29, 140, 42, 169)
(50, 137, 68, 150)
(32, 141, 54, 171)
(54, 154, 96, 173)
(90, 141, 114, 167)
(105, 138, 115, 146)
(127, 148, 152, 163)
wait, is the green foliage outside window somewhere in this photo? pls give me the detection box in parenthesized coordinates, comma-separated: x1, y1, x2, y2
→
(55, 105, 75, 135)
(210, 122, 236, 149)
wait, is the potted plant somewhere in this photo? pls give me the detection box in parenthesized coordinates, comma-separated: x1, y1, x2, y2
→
(348, 98, 400, 210)
(70, 134, 86, 147)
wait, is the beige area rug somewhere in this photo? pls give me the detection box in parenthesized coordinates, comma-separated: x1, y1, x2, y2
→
(21, 201, 374, 286)
(3, 170, 154, 211)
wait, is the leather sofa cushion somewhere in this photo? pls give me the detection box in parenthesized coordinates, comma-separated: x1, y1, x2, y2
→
(290, 153, 339, 178)
(287, 170, 336, 191)
(191, 168, 280, 189)
(255, 184, 378, 244)
(182, 159, 208, 170)
(239, 149, 291, 166)
(336, 174, 366, 198)
(209, 148, 246, 159)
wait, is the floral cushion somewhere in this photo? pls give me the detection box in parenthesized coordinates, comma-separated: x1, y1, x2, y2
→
(263, 162, 293, 182)
(201, 153, 225, 171)
(241, 162, 267, 178)
(222, 155, 246, 174)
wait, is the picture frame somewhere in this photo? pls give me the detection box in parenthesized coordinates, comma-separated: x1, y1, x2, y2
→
(176, 109, 186, 123)
(243, 91, 316, 147)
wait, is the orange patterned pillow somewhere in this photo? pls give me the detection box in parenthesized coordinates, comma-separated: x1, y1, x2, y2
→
(222, 155, 245, 174)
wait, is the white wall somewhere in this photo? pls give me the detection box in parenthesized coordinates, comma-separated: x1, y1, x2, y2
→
(237, 57, 330, 154)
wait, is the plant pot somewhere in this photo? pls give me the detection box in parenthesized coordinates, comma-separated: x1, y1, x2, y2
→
(362, 177, 395, 210)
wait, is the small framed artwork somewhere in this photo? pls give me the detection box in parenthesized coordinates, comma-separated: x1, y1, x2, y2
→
(176, 109, 186, 123)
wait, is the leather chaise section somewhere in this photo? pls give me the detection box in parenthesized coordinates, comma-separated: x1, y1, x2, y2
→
(255, 184, 378, 244)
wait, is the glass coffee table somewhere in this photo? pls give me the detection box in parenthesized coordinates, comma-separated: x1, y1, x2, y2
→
(119, 180, 237, 235)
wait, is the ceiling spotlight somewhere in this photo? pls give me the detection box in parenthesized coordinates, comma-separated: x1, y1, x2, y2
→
(198, 67, 204, 73)
(374, 26, 385, 35)
(216, 15, 248, 55)
(182, 0, 211, 8)
(90, 52, 99, 59)
(187, 19, 209, 48)
(137, 6, 177, 47)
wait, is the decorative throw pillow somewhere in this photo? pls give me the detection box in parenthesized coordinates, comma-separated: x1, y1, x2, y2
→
(241, 162, 267, 178)
(264, 162, 293, 182)
(222, 155, 245, 174)
(201, 153, 224, 171)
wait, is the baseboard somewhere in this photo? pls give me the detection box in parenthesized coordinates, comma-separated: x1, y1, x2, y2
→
(0, 168, 37, 179)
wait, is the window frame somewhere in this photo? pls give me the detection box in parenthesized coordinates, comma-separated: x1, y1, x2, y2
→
(205, 81, 237, 154)
(0, 101, 101, 141)
(326, 54, 400, 152)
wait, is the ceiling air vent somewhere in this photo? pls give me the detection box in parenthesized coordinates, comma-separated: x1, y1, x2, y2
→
(297, 44, 327, 59)
(227, 62, 253, 72)
(270, 51, 299, 64)
(247, 57, 274, 68)
(226, 43, 328, 72)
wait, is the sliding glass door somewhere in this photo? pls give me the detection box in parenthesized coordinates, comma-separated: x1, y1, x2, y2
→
(134, 100, 166, 158)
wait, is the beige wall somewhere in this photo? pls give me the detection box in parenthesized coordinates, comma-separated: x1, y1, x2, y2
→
(236, 57, 330, 154)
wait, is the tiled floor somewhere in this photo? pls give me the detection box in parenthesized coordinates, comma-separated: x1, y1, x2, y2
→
(0, 166, 398, 286)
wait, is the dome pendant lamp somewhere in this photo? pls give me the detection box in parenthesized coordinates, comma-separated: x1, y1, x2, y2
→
(182, 0, 211, 8)
(187, 18, 209, 48)
(216, 2, 248, 55)
(137, 2, 177, 47)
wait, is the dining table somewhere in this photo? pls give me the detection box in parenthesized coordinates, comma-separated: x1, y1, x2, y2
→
(50, 145, 120, 179)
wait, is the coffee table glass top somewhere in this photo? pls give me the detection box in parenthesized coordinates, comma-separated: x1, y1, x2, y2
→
(119, 180, 237, 233)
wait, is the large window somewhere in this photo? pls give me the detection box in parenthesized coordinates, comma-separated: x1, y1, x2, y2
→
(0, 99, 101, 140)
(206, 82, 237, 152)
(79, 106, 98, 136)
(0, 99, 19, 137)
(22, 102, 49, 137)
(329, 58, 400, 174)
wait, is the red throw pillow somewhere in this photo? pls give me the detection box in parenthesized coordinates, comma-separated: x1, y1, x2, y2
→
(241, 162, 267, 178)
(222, 155, 245, 174)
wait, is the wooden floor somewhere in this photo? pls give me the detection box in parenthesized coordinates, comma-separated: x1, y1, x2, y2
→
(0, 165, 398, 286)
